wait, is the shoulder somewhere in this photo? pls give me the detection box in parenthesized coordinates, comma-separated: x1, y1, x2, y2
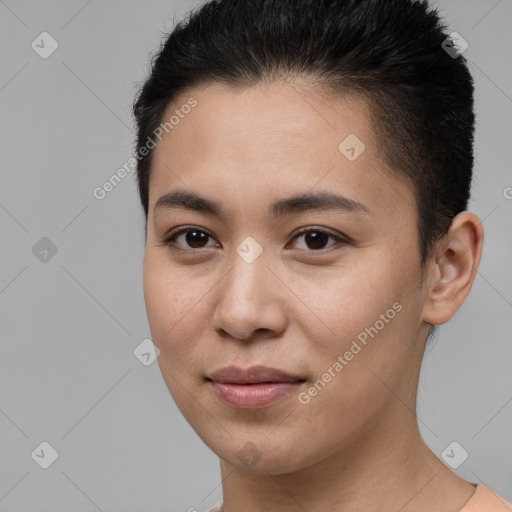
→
(460, 484, 512, 511)
(207, 503, 223, 512)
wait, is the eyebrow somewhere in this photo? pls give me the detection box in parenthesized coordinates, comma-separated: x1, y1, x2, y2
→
(154, 189, 371, 220)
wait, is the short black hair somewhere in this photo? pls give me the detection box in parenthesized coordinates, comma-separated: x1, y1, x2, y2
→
(132, 0, 475, 267)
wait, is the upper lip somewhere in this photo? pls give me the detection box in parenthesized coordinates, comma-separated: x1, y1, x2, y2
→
(207, 365, 305, 384)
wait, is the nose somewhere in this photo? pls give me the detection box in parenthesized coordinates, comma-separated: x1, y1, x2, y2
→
(211, 248, 288, 341)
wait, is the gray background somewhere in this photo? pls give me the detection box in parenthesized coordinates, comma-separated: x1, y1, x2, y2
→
(0, 0, 511, 510)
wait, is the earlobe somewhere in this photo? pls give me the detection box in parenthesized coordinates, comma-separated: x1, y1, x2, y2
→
(422, 212, 484, 326)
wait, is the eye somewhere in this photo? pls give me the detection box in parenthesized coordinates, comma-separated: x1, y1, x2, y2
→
(160, 226, 350, 252)
(288, 227, 349, 251)
(160, 226, 219, 251)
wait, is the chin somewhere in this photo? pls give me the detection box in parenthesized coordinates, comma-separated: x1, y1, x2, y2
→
(206, 435, 316, 475)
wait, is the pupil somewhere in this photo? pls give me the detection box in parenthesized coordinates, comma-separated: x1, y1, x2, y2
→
(306, 231, 327, 250)
(186, 231, 208, 248)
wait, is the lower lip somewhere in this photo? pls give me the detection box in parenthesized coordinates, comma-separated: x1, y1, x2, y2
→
(209, 381, 304, 409)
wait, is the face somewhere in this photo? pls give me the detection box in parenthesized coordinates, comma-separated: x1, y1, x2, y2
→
(143, 79, 432, 474)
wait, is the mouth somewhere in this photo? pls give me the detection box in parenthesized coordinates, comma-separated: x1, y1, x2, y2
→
(206, 365, 306, 384)
(206, 365, 307, 409)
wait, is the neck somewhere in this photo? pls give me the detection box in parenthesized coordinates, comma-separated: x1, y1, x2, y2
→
(218, 405, 475, 512)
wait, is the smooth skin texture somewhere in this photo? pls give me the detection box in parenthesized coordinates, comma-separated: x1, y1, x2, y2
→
(143, 79, 484, 511)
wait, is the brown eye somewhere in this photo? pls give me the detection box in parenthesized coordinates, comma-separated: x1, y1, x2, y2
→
(161, 227, 218, 250)
(290, 227, 348, 251)
(301, 231, 330, 250)
(181, 230, 210, 249)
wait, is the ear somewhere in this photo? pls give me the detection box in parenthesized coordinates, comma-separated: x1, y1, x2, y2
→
(421, 211, 484, 326)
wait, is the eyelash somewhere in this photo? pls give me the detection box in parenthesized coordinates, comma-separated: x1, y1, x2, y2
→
(159, 225, 350, 253)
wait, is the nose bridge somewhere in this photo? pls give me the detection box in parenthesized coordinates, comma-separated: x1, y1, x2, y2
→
(225, 242, 268, 306)
(212, 240, 285, 339)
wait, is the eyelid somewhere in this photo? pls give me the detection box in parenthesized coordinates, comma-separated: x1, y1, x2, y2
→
(290, 225, 352, 244)
(159, 225, 219, 250)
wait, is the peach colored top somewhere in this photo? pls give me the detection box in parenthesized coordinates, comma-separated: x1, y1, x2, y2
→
(460, 484, 512, 511)
(207, 483, 512, 511)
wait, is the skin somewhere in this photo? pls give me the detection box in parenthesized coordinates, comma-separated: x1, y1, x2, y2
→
(143, 78, 484, 511)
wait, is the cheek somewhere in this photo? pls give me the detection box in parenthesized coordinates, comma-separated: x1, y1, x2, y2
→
(143, 254, 203, 364)
(143, 260, 206, 414)
(299, 251, 420, 389)
(293, 257, 398, 354)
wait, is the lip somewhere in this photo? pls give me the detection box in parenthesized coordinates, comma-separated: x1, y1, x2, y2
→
(207, 365, 305, 384)
(206, 365, 306, 409)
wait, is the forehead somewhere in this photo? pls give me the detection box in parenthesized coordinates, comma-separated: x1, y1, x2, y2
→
(154, 79, 374, 165)
(149, 79, 416, 227)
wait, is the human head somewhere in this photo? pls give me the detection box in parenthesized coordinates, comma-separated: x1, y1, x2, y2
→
(132, 0, 483, 478)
